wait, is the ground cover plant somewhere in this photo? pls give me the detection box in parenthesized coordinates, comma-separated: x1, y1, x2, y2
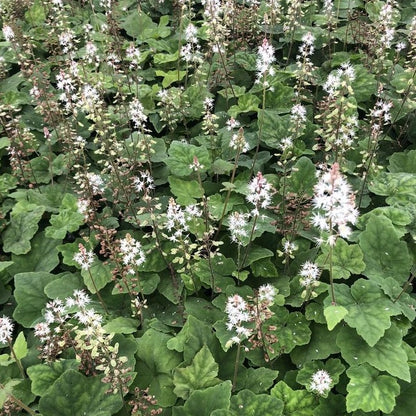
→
(1, 0, 416, 414)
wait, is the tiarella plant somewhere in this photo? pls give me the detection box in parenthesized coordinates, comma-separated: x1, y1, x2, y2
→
(1, 0, 416, 415)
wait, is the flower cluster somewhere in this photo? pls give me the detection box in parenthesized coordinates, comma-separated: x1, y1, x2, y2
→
(34, 290, 131, 393)
(310, 370, 333, 396)
(73, 243, 95, 270)
(255, 38, 276, 87)
(225, 285, 278, 359)
(247, 172, 272, 215)
(164, 198, 201, 242)
(312, 163, 358, 242)
(228, 211, 249, 244)
(0, 316, 13, 343)
(299, 260, 321, 296)
(181, 23, 203, 64)
(229, 127, 250, 153)
(323, 62, 355, 96)
(119, 233, 146, 274)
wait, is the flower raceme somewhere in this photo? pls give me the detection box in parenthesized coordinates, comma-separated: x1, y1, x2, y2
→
(311, 163, 358, 243)
(0, 316, 14, 343)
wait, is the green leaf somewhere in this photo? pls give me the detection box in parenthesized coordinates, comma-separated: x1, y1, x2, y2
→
(288, 157, 316, 196)
(270, 308, 311, 356)
(135, 329, 183, 407)
(45, 193, 84, 239)
(389, 149, 416, 173)
(122, 10, 158, 40)
(261, 112, 291, 148)
(27, 360, 80, 396)
(351, 65, 377, 103)
(0, 379, 22, 408)
(103, 317, 139, 334)
(173, 345, 220, 399)
(25, 0, 46, 25)
(290, 323, 340, 366)
(172, 381, 232, 416)
(13, 272, 58, 327)
(346, 364, 400, 414)
(316, 239, 365, 280)
(13, 332, 27, 361)
(392, 365, 416, 415)
(167, 315, 217, 364)
(230, 389, 284, 415)
(325, 279, 398, 346)
(3, 203, 45, 255)
(358, 214, 412, 284)
(168, 176, 203, 205)
(296, 359, 345, 397)
(39, 370, 123, 416)
(357, 207, 412, 238)
(166, 141, 211, 177)
(44, 272, 84, 301)
(228, 94, 260, 117)
(369, 172, 416, 207)
(271, 381, 315, 416)
(236, 367, 279, 394)
(243, 245, 274, 268)
(156, 69, 187, 88)
(313, 393, 346, 416)
(80, 260, 112, 294)
(379, 277, 416, 321)
(324, 305, 348, 330)
(250, 257, 278, 278)
(9, 231, 61, 275)
(337, 325, 410, 382)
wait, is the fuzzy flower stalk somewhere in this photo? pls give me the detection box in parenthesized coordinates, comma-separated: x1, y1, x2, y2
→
(73, 244, 109, 314)
(312, 163, 358, 243)
(225, 284, 278, 390)
(312, 163, 358, 303)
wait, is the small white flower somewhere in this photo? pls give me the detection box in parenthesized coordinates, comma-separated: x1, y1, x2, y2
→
(258, 284, 276, 303)
(247, 172, 272, 211)
(299, 261, 320, 287)
(2, 25, 15, 41)
(310, 370, 332, 395)
(0, 316, 13, 343)
(73, 244, 95, 270)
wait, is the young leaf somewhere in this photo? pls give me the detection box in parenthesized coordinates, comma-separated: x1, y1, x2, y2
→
(324, 305, 348, 330)
(13, 332, 27, 361)
(172, 381, 232, 416)
(45, 193, 84, 239)
(3, 204, 45, 255)
(173, 345, 220, 399)
(346, 364, 400, 414)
